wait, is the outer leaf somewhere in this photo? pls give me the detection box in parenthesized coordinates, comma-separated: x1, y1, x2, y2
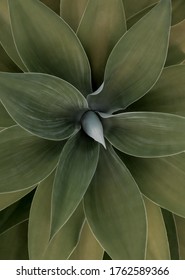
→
(0, 221, 28, 260)
(60, 0, 88, 32)
(8, 0, 92, 94)
(0, 43, 20, 72)
(0, 126, 63, 193)
(69, 221, 104, 260)
(51, 131, 99, 238)
(0, 102, 15, 127)
(84, 145, 147, 260)
(144, 197, 170, 260)
(102, 112, 185, 157)
(0, 0, 27, 71)
(0, 191, 34, 235)
(88, 0, 171, 113)
(0, 73, 88, 140)
(0, 187, 35, 211)
(40, 0, 60, 14)
(162, 209, 179, 259)
(77, 0, 126, 88)
(129, 66, 185, 117)
(166, 20, 185, 66)
(122, 152, 185, 217)
(174, 215, 185, 260)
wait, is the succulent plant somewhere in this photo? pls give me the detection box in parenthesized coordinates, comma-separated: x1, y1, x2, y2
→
(0, 0, 185, 260)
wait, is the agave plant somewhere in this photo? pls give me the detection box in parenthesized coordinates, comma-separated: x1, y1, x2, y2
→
(0, 0, 185, 260)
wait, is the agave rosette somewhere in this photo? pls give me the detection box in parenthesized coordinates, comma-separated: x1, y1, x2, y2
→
(0, 0, 185, 260)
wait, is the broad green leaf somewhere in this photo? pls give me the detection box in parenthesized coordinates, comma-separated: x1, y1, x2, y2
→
(0, 126, 63, 193)
(144, 197, 170, 260)
(123, 0, 157, 20)
(0, 221, 28, 260)
(162, 209, 179, 259)
(0, 186, 35, 211)
(0, 43, 20, 72)
(77, 0, 126, 88)
(8, 0, 92, 95)
(103, 112, 185, 157)
(51, 131, 99, 238)
(0, 191, 34, 235)
(84, 145, 146, 260)
(129, 66, 185, 117)
(166, 20, 185, 66)
(174, 215, 185, 260)
(0, 102, 15, 127)
(69, 221, 104, 260)
(40, 0, 60, 14)
(0, 0, 27, 71)
(0, 73, 88, 140)
(29, 173, 85, 260)
(122, 152, 185, 217)
(88, 0, 171, 113)
(60, 0, 88, 32)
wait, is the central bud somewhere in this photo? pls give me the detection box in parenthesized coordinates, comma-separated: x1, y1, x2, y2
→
(81, 111, 106, 148)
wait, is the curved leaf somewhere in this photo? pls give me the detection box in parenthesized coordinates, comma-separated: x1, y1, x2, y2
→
(84, 145, 147, 260)
(174, 215, 185, 260)
(0, 221, 28, 260)
(166, 20, 185, 66)
(0, 0, 27, 71)
(88, 0, 171, 113)
(123, 0, 157, 20)
(60, 0, 88, 32)
(51, 131, 99, 239)
(0, 73, 88, 140)
(77, 0, 126, 88)
(0, 126, 63, 193)
(102, 112, 185, 157)
(122, 152, 185, 217)
(0, 102, 15, 127)
(129, 65, 185, 117)
(69, 221, 104, 260)
(144, 197, 170, 260)
(8, 0, 92, 94)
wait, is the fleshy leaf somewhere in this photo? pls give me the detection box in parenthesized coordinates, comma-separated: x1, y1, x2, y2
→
(174, 215, 185, 260)
(8, 0, 92, 94)
(84, 145, 146, 260)
(129, 66, 185, 117)
(0, 0, 27, 71)
(0, 126, 63, 193)
(69, 222, 104, 260)
(122, 152, 185, 217)
(51, 131, 99, 239)
(123, 0, 157, 20)
(77, 0, 126, 88)
(102, 112, 185, 157)
(144, 197, 170, 260)
(88, 0, 171, 113)
(60, 0, 88, 32)
(0, 73, 88, 140)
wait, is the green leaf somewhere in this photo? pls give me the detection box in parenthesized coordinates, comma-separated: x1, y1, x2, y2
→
(77, 0, 126, 88)
(0, 187, 35, 211)
(40, 0, 60, 14)
(172, 0, 185, 25)
(166, 20, 185, 66)
(88, 0, 171, 113)
(0, 191, 34, 235)
(122, 152, 185, 217)
(123, 0, 157, 20)
(0, 221, 28, 260)
(8, 0, 92, 95)
(144, 197, 170, 260)
(29, 173, 85, 259)
(174, 215, 185, 260)
(0, 0, 27, 71)
(84, 145, 147, 260)
(0, 102, 15, 127)
(0, 125, 63, 193)
(60, 0, 88, 32)
(162, 209, 179, 260)
(51, 131, 99, 239)
(0, 43, 20, 72)
(102, 112, 185, 157)
(0, 73, 88, 140)
(129, 66, 185, 117)
(69, 221, 104, 260)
